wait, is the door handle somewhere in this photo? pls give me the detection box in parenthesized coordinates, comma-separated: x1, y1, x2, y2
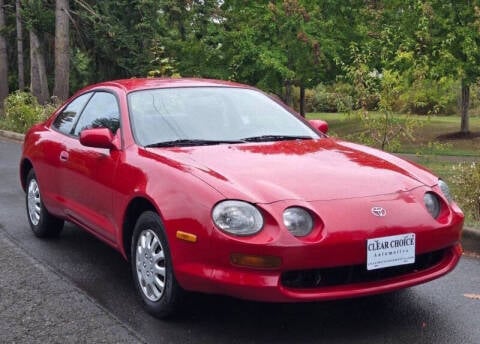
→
(59, 151, 69, 162)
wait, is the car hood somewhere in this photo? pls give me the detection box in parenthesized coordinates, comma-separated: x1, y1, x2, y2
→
(149, 138, 437, 203)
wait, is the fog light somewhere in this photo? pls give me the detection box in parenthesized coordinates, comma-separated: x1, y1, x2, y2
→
(230, 253, 281, 269)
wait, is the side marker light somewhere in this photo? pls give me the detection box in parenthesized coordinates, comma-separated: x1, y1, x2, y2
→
(176, 231, 197, 243)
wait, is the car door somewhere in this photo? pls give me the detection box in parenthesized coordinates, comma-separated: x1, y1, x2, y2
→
(60, 91, 122, 243)
(39, 92, 93, 215)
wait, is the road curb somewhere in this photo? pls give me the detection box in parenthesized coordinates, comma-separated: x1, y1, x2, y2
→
(463, 226, 480, 239)
(0, 129, 25, 142)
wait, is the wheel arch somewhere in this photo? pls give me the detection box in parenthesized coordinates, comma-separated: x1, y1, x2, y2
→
(20, 158, 34, 191)
(122, 196, 157, 260)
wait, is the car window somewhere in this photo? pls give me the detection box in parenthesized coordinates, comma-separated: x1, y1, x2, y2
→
(128, 87, 318, 146)
(52, 92, 92, 135)
(72, 92, 120, 136)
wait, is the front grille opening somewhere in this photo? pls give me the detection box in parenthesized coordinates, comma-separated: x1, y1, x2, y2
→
(281, 248, 446, 289)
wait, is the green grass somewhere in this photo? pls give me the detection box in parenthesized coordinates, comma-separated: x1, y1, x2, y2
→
(307, 112, 480, 156)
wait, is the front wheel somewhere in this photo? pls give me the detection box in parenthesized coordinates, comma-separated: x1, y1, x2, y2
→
(26, 169, 64, 238)
(131, 211, 183, 319)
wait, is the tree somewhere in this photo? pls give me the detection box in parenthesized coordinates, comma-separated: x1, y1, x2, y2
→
(16, 0, 24, 91)
(23, 0, 53, 104)
(376, 0, 480, 134)
(158, 0, 227, 79)
(71, 0, 164, 82)
(29, 30, 49, 104)
(0, 0, 8, 113)
(221, 1, 322, 111)
(428, 1, 480, 134)
(221, 1, 364, 115)
(53, 0, 69, 101)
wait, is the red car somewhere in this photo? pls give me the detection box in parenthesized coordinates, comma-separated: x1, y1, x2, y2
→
(20, 78, 464, 318)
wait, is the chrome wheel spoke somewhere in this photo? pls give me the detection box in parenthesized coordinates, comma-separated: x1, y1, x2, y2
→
(151, 284, 162, 299)
(145, 231, 153, 249)
(135, 229, 167, 302)
(152, 250, 164, 262)
(153, 265, 165, 276)
(154, 276, 165, 289)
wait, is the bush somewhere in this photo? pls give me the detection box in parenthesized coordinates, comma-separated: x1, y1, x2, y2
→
(308, 83, 355, 113)
(344, 112, 421, 152)
(1, 91, 54, 133)
(397, 77, 458, 115)
(312, 85, 340, 112)
(451, 162, 480, 223)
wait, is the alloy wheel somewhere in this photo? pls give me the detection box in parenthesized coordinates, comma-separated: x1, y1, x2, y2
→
(136, 229, 167, 301)
(27, 179, 41, 226)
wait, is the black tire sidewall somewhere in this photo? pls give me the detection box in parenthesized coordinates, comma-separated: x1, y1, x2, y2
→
(131, 211, 181, 318)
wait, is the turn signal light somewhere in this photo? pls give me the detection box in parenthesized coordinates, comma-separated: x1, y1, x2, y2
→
(176, 231, 197, 243)
(230, 253, 281, 269)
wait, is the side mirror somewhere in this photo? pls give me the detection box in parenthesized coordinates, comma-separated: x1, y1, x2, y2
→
(79, 128, 116, 149)
(308, 119, 329, 134)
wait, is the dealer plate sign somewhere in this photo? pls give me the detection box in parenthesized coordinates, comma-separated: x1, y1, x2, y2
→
(367, 233, 415, 271)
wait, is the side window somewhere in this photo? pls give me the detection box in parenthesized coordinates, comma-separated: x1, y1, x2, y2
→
(52, 93, 92, 135)
(72, 92, 120, 136)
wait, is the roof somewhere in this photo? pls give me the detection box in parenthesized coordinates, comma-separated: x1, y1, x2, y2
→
(84, 78, 251, 93)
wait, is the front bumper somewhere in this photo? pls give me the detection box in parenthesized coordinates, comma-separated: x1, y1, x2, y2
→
(177, 243, 462, 302)
(173, 191, 464, 302)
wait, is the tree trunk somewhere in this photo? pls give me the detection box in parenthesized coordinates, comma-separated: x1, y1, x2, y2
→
(30, 30, 50, 104)
(284, 80, 293, 106)
(53, 0, 70, 101)
(460, 81, 470, 134)
(0, 0, 9, 115)
(299, 84, 305, 117)
(16, 0, 25, 91)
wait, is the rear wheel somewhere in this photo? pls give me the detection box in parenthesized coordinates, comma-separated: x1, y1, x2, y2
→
(26, 169, 64, 238)
(131, 211, 183, 318)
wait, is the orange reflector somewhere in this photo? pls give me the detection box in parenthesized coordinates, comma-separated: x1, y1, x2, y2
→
(230, 253, 281, 269)
(176, 231, 197, 243)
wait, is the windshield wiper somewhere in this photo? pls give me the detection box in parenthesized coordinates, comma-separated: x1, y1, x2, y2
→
(145, 139, 245, 148)
(240, 135, 313, 142)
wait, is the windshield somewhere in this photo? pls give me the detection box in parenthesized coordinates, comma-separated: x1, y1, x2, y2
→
(128, 87, 319, 147)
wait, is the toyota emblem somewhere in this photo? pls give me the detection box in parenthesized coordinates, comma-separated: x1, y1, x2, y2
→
(371, 207, 387, 217)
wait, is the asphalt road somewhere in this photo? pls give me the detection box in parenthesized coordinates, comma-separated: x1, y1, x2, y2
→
(1, 138, 479, 344)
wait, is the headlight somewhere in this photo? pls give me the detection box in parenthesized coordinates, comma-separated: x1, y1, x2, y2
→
(212, 200, 263, 236)
(283, 207, 313, 237)
(438, 179, 452, 203)
(424, 193, 441, 218)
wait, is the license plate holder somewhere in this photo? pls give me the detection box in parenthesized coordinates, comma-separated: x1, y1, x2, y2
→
(367, 233, 415, 271)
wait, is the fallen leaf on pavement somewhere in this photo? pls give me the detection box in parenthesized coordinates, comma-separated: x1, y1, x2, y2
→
(463, 251, 480, 259)
(463, 294, 480, 300)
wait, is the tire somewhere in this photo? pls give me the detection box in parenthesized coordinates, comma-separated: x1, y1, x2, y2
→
(131, 211, 183, 319)
(25, 169, 64, 238)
